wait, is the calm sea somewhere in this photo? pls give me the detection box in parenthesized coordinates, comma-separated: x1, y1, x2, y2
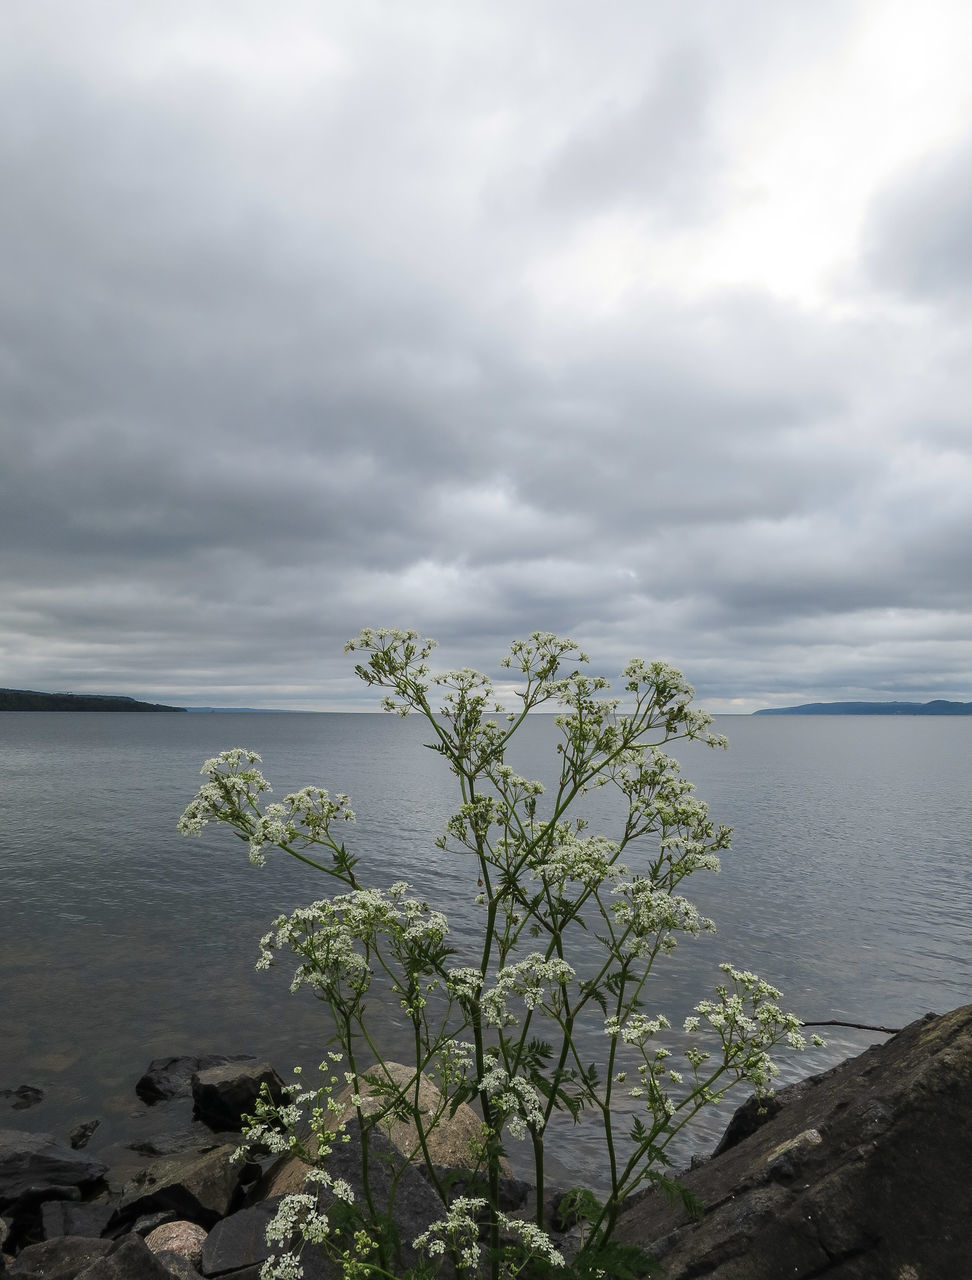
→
(2, 711, 970, 1186)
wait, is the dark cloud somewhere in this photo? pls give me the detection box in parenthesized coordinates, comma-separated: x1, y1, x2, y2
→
(0, 3, 970, 711)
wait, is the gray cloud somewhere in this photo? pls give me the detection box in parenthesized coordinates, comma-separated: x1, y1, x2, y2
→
(540, 46, 723, 224)
(862, 136, 972, 301)
(1, 3, 970, 711)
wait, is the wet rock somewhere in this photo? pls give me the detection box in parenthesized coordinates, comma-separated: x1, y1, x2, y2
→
(613, 1003, 972, 1279)
(0, 1092, 43, 1115)
(191, 1065, 285, 1134)
(136, 1058, 256, 1106)
(68, 1123, 100, 1153)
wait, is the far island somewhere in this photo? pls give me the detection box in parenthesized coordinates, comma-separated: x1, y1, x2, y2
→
(0, 688, 187, 712)
(754, 699, 972, 716)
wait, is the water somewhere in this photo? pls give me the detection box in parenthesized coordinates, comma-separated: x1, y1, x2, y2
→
(2, 711, 970, 1187)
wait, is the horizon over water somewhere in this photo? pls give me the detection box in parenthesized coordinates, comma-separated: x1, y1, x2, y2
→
(2, 710, 970, 1185)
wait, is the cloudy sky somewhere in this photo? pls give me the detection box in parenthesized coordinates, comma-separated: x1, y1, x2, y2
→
(3, 1, 972, 712)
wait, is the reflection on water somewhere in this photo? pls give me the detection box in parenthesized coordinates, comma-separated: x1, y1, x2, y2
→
(2, 711, 970, 1184)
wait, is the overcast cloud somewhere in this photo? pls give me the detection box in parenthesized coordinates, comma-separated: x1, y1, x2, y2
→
(2, 0, 972, 711)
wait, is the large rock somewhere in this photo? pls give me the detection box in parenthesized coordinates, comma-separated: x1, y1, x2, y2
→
(199, 1199, 279, 1276)
(250, 1126, 447, 1279)
(6, 1235, 114, 1278)
(335, 1062, 509, 1177)
(252, 1060, 510, 1206)
(191, 1064, 285, 1133)
(73, 1232, 179, 1279)
(40, 1202, 114, 1241)
(0, 1133, 107, 1212)
(112, 1145, 243, 1231)
(136, 1057, 256, 1105)
(613, 1004, 972, 1278)
(144, 1220, 207, 1268)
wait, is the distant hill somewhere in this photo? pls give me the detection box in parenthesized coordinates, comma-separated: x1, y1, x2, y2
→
(754, 700, 972, 716)
(0, 688, 187, 712)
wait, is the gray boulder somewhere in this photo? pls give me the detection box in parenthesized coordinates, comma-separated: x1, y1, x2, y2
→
(136, 1058, 256, 1106)
(40, 1202, 114, 1241)
(0, 1133, 107, 1212)
(613, 1003, 972, 1279)
(247, 1125, 448, 1279)
(199, 1199, 279, 1276)
(74, 1232, 178, 1279)
(191, 1065, 285, 1134)
(6, 1236, 114, 1279)
(112, 1145, 243, 1231)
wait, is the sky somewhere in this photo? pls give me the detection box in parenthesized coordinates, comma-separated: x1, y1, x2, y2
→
(2, 1, 972, 712)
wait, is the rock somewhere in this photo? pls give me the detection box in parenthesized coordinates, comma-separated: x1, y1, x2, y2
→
(0, 1132, 108, 1247)
(112, 1145, 243, 1231)
(153, 1250, 203, 1280)
(191, 1065, 285, 1133)
(130, 1212, 178, 1238)
(73, 1232, 179, 1279)
(68, 1123, 100, 1153)
(198, 1199, 279, 1276)
(145, 1220, 207, 1268)
(6, 1235, 114, 1278)
(335, 1061, 510, 1177)
(0, 1091, 43, 1114)
(136, 1058, 256, 1106)
(40, 1202, 114, 1241)
(613, 1003, 972, 1279)
(0, 1132, 107, 1212)
(251, 1125, 449, 1279)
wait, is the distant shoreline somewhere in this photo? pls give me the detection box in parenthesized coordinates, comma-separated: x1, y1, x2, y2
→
(0, 688, 186, 712)
(754, 699, 972, 716)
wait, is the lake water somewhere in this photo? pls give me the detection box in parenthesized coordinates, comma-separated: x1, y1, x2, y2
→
(1, 711, 970, 1187)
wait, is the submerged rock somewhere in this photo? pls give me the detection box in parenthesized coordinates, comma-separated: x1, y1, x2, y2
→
(613, 1003, 972, 1278)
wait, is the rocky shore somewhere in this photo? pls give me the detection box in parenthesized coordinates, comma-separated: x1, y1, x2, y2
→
(2, 1004, 970, 1278)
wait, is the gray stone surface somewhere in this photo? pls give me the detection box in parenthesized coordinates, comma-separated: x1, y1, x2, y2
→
(114, 1145, 243, 1230)
(0, 1133, 107, 1211)
(199, 1199, 279, 1276)
(74, 1232, 177, 1279)
(191, 1065, 285, 1134)
(40, 1201, 114, 1241)
(136, 1058, 256, 1106)
(612, 1004, 972, 1279)
(7, 1236, 114, 1279)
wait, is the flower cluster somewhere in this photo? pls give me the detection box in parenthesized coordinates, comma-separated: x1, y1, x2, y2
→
(610, 879, 715, 956)
(413, 1198, 565, 1274)
(480, 955, 576, 1026)
(478, 1061, 546, 1140)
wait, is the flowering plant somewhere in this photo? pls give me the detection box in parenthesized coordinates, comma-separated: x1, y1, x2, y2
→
(181, 630, 819, 1279)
